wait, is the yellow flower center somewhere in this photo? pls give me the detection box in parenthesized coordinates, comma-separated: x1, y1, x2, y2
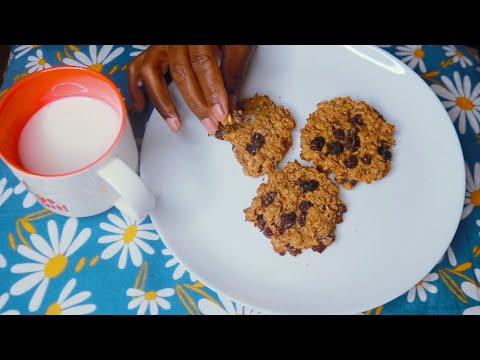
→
(416, 280, 423, 286)
(123, 225, 138, 243)
(145, 291, 157, 301)
(44, 254, 68, 278)
(471, 190, 480, 206)
(414, 48, 425, 59)
(456, 96, 474, 111)
(38, 58, 46, 66)
(88, 63, 104, 73)
(32, 45, 40, 48)
(455, 50, 464, 58)
(46, 302, 62, 315)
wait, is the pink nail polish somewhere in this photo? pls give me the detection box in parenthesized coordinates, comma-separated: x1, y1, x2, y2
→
(166, 117, 181, 132)
(212, 103, 225, 120)
(201, 117, 218, 134)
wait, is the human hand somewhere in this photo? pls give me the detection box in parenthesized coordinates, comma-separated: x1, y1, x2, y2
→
(127, 45, 255, 134)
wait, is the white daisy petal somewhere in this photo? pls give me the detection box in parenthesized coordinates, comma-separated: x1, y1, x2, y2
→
(419, 60, 426, 73)
(36, 49, 42, 58)
(417, 285, 427, 302)
(459, 110, 467, 134)
(48, 220, 60, 254)
(118, 244, 129, 269)
(155, 297, 171, 310)
(89, 45, 98, 63)
(101, 47, 124, 65)
(73, 51, 93, 66)
(470, 83, 480, 101)
(128, 243, 143, 267)
(173, 264, 185, 280)
(2, 310, 20, 315)
(0, 253, 6, 268)
(442, 76, 461, 97)
(475, 269, 480, 283)
(28, 277, 49, 312)
(29, 65, 41, 74)
(133, 238, 155, 255)
(466, 111, 480, 133)
(453, 72, 465, 97)
(17, 245, 48, 264)
(137, 223, 156, 231)
(165, 258, 177, 268)
(27, 56, 38, 62)
(62, 58, 85, 67)
(107, 213, 128, 229)
(463, 75, 472, 98)
(98, 234, 123, 244)
(30, 234, 54, 258)
(62, 304, 96, 315)
(65, 228, 91, 257)
(0, 293, 9, 308)
(409, 57, 419, 70)
(58, 278, 76, 303)
(100, 222, 124, 234)
(466, 163, 475, 191)
(97, 45, 113, 63)
(442, 100, 457, 108)
(461, 282, 480, 301)
(421, 282, 437, 294)
(61, 291, 91, 309)
(149, 301, 158, 315)
(23, 193, 37, 208)
(137, 300, 148, 315)
(156, 288, 174, 297)
(60, 218, 78, 254)
(447, 247, 457, 266)
(26, 61, 38, 68)
(100, 241, 124, 260)
(198, 299, 228, 315)
(136, 231, 159, 241)
(11, 263, 44, 273)
(432, 84, 457, 101)
(424, 273, 438, 281)
(407, 287, 416, 303)
(128, 296, 145, 309)
(126, 288, 145, 297)
(464, 306, 480, 315)
(448, 106, 461, 124)
(474, 163, 480, 190)
(462, 204, 474, 219)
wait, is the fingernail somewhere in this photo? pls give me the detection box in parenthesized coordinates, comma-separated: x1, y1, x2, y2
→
(166, 117, 181, 132)
(201, 117, 218, 134)
(212, 103, 225, 120)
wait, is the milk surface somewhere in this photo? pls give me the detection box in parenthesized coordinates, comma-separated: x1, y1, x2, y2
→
(19, 96, 121, 175)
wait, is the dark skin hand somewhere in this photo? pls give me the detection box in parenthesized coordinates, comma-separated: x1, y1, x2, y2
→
(127, 45, 255, 134)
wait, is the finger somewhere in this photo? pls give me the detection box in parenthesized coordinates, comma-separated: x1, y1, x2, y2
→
(188, 45, 229, 124)
(127, 51, 146, 112)
(221, 45, 255, 109)
(140, 47, 181, 132)
(168, 45, 218, 134)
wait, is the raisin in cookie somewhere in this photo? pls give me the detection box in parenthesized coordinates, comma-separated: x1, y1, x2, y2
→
(244, 161, 347, 256)
(215, 95, 296, 177)
(300, 97, 395, 189)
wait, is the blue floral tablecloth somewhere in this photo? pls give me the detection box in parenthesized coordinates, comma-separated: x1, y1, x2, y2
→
(0, 45, 479, 315)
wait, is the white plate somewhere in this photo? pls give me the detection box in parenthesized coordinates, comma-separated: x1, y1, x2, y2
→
(140, 45, 465, 314)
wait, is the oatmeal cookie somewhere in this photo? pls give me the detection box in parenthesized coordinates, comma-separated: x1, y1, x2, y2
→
(244, 161, 347, 256)
(300, 97, 395, 189)
(215, 95, 296, 177)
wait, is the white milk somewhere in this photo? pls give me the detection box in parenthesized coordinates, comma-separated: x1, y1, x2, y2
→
(19, 96, 122, 175)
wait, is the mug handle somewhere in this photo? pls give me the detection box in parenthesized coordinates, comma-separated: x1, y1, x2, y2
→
(98, 156, 156, 220)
